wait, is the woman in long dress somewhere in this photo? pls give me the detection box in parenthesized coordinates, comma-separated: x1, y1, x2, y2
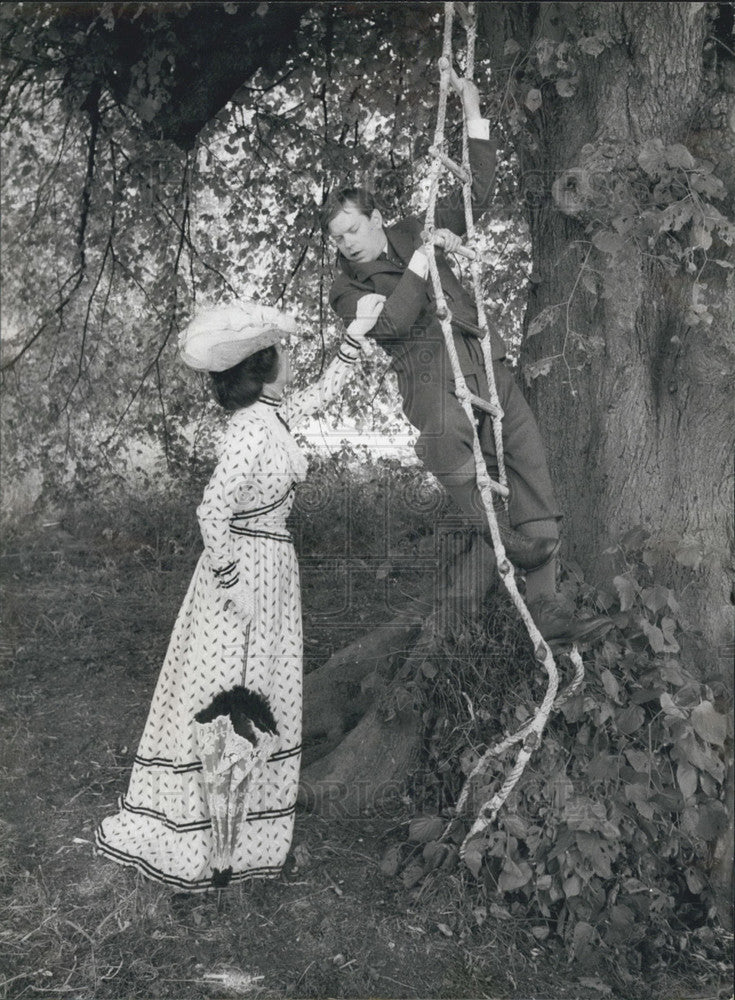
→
(95, 298, 382, 891)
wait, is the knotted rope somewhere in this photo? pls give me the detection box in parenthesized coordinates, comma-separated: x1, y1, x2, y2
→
(422, 1, 584, 857)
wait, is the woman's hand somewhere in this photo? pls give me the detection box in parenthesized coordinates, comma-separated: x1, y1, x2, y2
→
(225, 582, 254, 621)
(347, 293, 386, 346)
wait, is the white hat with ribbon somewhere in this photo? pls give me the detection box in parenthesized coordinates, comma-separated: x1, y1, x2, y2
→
(179, 301, 298, 372)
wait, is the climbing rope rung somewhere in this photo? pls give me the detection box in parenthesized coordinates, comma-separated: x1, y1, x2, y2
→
(428, 146, 471, 185)
(437, 57, 463, 92)
(453, 1, 474, 29)
(453, 316, 485, 338)
(421, 225, 477, 261)
(482, 476, 509, 499)
(466, 392, 503, 420)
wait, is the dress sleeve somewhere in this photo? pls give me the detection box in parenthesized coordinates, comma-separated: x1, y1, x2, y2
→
(282, 333, 363, 428)
(196, 416, 267, 585)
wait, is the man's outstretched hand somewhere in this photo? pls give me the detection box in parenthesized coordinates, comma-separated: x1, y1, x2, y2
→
(415, 228, 463, 258)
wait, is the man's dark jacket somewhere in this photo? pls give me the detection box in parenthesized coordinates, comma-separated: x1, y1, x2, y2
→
(328, 135, 506, 474)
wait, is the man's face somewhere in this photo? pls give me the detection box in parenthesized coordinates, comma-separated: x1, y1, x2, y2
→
(328, 203, 384, 264)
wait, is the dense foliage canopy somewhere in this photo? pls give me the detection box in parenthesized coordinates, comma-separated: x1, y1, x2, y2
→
(1, 2, 532, 508)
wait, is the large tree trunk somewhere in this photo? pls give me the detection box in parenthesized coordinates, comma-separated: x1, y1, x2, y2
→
(490, 1, 733, 916)
(300, 530, 497, 815)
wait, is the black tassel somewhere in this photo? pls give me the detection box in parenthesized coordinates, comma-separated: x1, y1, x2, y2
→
(211, 866, 233, 888)
(195, 685, 278, 741)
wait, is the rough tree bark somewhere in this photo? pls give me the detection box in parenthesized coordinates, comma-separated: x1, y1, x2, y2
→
(300, 530, 498, 816)
(488, 0, 734, 915)
(301, 4, 734, 863)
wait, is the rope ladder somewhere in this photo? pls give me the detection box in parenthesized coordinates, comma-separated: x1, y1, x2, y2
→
(421, 1, 585, 858)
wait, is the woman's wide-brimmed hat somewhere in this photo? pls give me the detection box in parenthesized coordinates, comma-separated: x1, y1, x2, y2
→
(179, 301, 298, 372)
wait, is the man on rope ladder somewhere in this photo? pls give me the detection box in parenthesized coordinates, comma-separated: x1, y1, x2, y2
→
(321, 79, 602, 642)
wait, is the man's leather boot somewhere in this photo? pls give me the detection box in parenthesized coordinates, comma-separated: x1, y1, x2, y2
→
(482, 523, 560, 571)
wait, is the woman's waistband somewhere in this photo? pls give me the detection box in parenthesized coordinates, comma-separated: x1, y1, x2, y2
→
(229, 486, 294, 542)
(230, 522, 292, 543)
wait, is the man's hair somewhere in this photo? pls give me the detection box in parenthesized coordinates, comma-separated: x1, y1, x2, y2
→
(209, 345, 279, 411)
(320, 186, 381, 231)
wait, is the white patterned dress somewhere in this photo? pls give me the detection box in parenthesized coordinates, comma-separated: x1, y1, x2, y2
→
(95, 337, 362, 890)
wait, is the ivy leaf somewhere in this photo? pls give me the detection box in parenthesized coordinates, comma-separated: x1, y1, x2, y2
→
(674, 543, 703, 569)
(695, 801, 729, 840)
(616, 705, 646, 734)
(576, 831, 615, 878)
(527, 304, 561, 338)
(463, 841, 484, 877)
(660, 201, 695, 233)
(682, 802, 728, 843)
(592, 230, 626, 255)
(624, 783, 655, 819)
(621, 525, 651, 550)
(423, 840, 447, 869)
(660, 617, 679, 652)
(522, 357, 554, 386)
(660, 692, 687, 718)
(580, 269, 598, 294)
(684, 867, 705, 894)
(534, 38, 557, 75)
(678, 732, 725, 781)
(600, 668, 621, 702)
(380, 845, 402, 876)
(402, 863, 424, 888)
(691, 701, 728, 747)
(613, 574, 637, 611)
(587, 752, 618, 780)
(665, 143, 695, 170)
(689, 221, 713, 250)
(659, 660, 686, 686)
(641, 585, 670, 614)
(642, 620, 666, 654)
(637, 139, 666, 177)
(690, 170, 726, 199)
(624, 748, 650, 773)
(572, 920, 595, 960)
(578, 34, 608, 57)
(501, 813, 528, 839)
(555, 77, 578, 97)
(408, 815, 444, 843)
(676, 761, 698, 800)
(498, 857, 532, 892)
(525, 88, 542, 112)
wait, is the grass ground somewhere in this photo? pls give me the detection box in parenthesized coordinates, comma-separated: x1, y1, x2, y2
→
(1, 489, 732, 1000)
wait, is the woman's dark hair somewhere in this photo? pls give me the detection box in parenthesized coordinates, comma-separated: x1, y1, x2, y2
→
(210, 345, 279, 411)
